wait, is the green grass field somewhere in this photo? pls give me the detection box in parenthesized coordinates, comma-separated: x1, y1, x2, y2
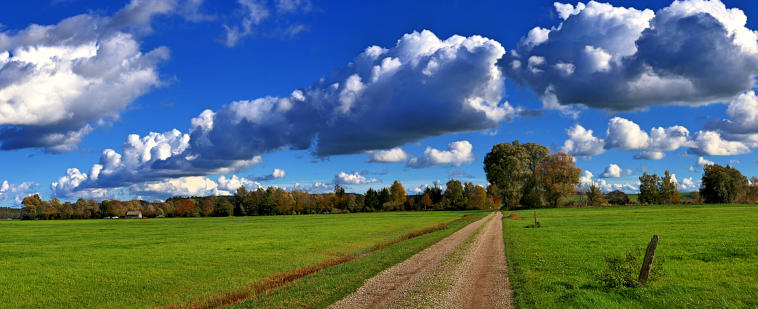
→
(503, 204, 758, 308)
(0, 211, 482, 308)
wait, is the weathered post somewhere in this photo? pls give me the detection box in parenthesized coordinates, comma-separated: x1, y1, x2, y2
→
(638, 234, 659, 285)
(533, 211, 537, 227)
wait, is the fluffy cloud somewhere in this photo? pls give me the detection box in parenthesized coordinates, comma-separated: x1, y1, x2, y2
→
(0, 0, 181, 152)
(0, 180, 39, 205)
(560, 125, 605, 157)
(407, 140, 475, 168)
(412, 184, 431, 194)
(604, 117, 691, 158)
(190, 30, 511, 159)
(223, 0, 312, 47)
(690, 130, 749, 156)
(334, 171, 378, 185)
(563, 116, 746, 159)
(50, 129, 263, 198)
(129, 176, 222, 198)
(367, 147, 409, 163)
(680, 177, 697, 190)
(289, 181, 331, 193)
(580, 170, 638, 193)
(689, 156, 715, 171)
(502, 0, 758, 111)
(51, 30, 516, 198)
(600, 164, 632, 178)
(605, 117, 650, 150)
(217, 174, 261, 192)
(634, 151, 665, 160)
(706, 91, 758, 148)
(253, 168, 287, 181)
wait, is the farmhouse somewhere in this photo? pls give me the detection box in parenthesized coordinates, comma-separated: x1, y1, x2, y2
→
(125, 211, 142, 219)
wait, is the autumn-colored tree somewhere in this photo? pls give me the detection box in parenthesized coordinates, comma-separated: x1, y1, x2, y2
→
(291, 190, 311, 214)
(385, 180, 407, 211)
(272, 188, 295, 215)
(470, 185, 487, 210)
(390, 180, 406, 204)
(421, 193, 432, 211)
(175, 199, 195, 217)
(407, 196, 416, 210)
(200, 198, 215, 216)
(659, 170, 680, 204)
(486, 184, 502, 210)
(21, 194, 43, 219)
(585, 183, 605, 206)
(541, 152, 581, 207)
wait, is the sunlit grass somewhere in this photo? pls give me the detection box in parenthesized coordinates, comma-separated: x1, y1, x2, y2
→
(503, 204, 758, 308)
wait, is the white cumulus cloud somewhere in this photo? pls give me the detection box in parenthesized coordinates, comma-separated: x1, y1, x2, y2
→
(407, 140, 475, 168)
(253, 168, 287, 181)
(334, 171, 378, 185)
(502, 0, 758, 112)
(0, 180, 39, 206)
(0, 0, 182, 152)
(560, 124, 605, 157)
(600, 164, 632, 178)
(367, 147, 409, 163)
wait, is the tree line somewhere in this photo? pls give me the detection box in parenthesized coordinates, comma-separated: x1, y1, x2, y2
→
(19, 179, 500, 220)
(18, 140, 758, 219)
(483, 140, 758, 208)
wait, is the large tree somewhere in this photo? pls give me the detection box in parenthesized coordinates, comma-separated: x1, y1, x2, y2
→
(700, 164, 748, 203)
(389, 180, 407, 205)
(470, 185, 487, 210)
(444, 179, 466, 210)
(484, 141, 550, 209)
(638, 172, 660, 204)
(541, 152, 581, 207)
(659, 170, 680, 204)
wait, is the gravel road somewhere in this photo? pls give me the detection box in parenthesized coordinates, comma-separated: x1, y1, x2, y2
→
(329, 212, 512, 308)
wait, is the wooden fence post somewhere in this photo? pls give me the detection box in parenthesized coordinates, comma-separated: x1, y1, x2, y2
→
(533, 211, 537, 227)
(638, 234, 659, 285)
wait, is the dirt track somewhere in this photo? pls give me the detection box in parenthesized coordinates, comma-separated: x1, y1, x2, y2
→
(329, 212, 512, 309)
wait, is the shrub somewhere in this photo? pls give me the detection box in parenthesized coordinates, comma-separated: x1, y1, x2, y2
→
(598, 248, 664, 288)
(606, 190, 629, 205)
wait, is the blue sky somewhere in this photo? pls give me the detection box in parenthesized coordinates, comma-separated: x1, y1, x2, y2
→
(2, 0, 758, 205)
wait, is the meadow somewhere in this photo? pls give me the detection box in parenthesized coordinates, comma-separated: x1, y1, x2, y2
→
(0, 211, 482, 308)
(503, 204, 758, 308)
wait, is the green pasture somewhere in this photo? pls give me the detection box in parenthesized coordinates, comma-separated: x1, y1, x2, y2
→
(503, 204, 758, 308)
(0, 211, 481, 308)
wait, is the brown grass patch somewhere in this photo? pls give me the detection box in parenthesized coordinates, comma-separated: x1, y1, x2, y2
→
(508, 213, 522, 220)
(160, 214, 478, 309)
